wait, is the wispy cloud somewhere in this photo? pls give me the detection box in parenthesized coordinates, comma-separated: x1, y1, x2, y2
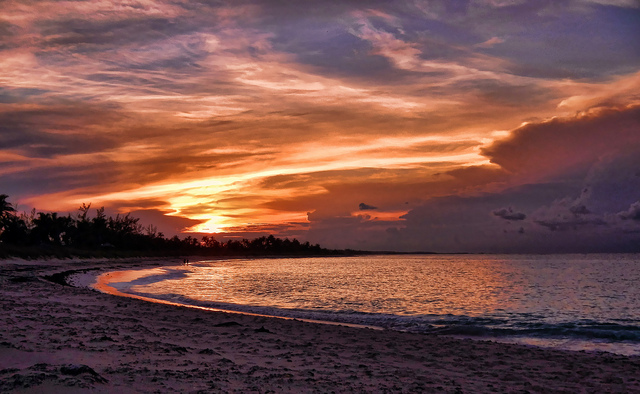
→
(1, 0, 638, 251)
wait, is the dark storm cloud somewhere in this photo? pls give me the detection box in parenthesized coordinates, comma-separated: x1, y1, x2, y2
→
(530, 192, 608, 232)
(492, 207, 526, 221)
(396, 184, 569, 253)
(618, 201, 640, 221)
(569, 204, 590, 215)
(1, 0, 638, 251)
(398, 182, 640, 253)
(481, 105, 640, 180)
(359, 203, 378, 211)
(388, 104, 640, 252)
(303, 181, 578, 252)
(533, 217, 607, 232)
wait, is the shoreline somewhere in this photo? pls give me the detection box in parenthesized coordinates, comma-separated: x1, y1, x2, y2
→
(89, 257, 640, 357)
(2, 258, 640, 392)
(92, 267, 385, 331)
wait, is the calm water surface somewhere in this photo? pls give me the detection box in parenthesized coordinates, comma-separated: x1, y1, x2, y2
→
(105, 254, 640, 355)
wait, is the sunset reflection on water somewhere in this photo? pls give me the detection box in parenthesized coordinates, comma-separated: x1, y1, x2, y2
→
(119, 254, 640, 326)
(94, 254, 640, 355)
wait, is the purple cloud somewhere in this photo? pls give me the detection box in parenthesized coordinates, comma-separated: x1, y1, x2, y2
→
(619, 201, 640, 221)
(492, 207, 526, 221)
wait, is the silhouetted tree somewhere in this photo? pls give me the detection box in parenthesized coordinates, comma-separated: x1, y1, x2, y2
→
(107, 213, 142, 248)
(0, 214, 28, 245)
(145, 224, 158, 238)
(0, 194, 15, 241)
(31, 212, 74, 246)
(202, 235, 220, 250)
(92, 207, 108, 245)
(0, 194, 15, 217)
(0, 194, 338, 257)
(73, 203, 93, 247)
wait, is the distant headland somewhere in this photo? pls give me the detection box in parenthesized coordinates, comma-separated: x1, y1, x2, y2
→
(0, 194, 362, 259)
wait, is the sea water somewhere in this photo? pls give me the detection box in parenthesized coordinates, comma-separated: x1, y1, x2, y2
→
(104, 254, 640, 356)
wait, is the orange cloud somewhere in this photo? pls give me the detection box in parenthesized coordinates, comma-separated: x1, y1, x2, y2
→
(1, 0, 638, 252)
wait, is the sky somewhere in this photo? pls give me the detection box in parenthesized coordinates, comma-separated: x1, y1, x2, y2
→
(1, 0, 639, 253)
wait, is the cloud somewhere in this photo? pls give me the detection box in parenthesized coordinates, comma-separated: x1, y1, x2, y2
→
(492, 207, 526, 221)
(0, 105, 122, 158)
(581, 0, 640, 8)
(470, 2, 640, 78)
(130, 209, 204, 238)
(481, 105, 640, 183)
(398, 182, 640, 253)
(619, 201, 640, 221)
(530, 195, 607, 232)
(398, 190, 538, 253)
(556, 71, 640, 112)
(391, 104, 640, 252)
(359, 203, 378, 210)
(0, 0, 638, 253)
(474, 37, 505, 48)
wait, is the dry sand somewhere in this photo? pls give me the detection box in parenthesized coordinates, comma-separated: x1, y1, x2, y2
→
(1, 258, 639, 393)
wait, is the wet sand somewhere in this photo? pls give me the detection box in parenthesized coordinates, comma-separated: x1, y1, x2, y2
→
(1, 258, 639, 393)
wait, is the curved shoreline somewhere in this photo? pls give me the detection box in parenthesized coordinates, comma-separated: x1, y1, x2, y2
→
(85, 260, 640, 357)
(91, 266, 385, 331)
(2, 257, 640, 392)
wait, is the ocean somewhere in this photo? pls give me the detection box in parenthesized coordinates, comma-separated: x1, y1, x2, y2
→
(102, 254, 640, 356)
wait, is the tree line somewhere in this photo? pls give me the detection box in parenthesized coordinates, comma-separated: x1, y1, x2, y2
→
(0, 194, 336, 258)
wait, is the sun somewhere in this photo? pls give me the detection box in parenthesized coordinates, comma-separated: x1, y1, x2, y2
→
(188, 217, 230, 234)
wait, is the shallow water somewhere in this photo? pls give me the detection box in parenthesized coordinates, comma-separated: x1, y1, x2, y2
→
(104, 254, 640, 355)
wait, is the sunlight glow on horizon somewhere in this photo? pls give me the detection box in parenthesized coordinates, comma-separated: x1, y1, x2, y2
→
(2, 0, 638, 250)
(43, 140, 492, 231)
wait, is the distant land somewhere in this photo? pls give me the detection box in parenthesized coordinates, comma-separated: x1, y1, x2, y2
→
(0, 194, 356, 259)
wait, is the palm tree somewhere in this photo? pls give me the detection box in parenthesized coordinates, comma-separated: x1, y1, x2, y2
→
(32, 212, 74, 245)
(0, 194, 24, 244)
(0, 194, 15, 217)
(0, 194, 16, 234)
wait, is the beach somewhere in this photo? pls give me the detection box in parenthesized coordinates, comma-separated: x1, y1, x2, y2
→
(1, 258, 639, 393)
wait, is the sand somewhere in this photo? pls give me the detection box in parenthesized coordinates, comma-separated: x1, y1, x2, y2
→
(1, 258, 639, 393)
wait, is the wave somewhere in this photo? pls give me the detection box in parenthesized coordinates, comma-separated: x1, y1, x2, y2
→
(121, 288, 640, 345)
(94, 255, 640, 356)
(426, 319, 640, 342)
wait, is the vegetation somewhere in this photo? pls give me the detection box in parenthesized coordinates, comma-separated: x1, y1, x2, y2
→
(0, 194, 341, 259)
